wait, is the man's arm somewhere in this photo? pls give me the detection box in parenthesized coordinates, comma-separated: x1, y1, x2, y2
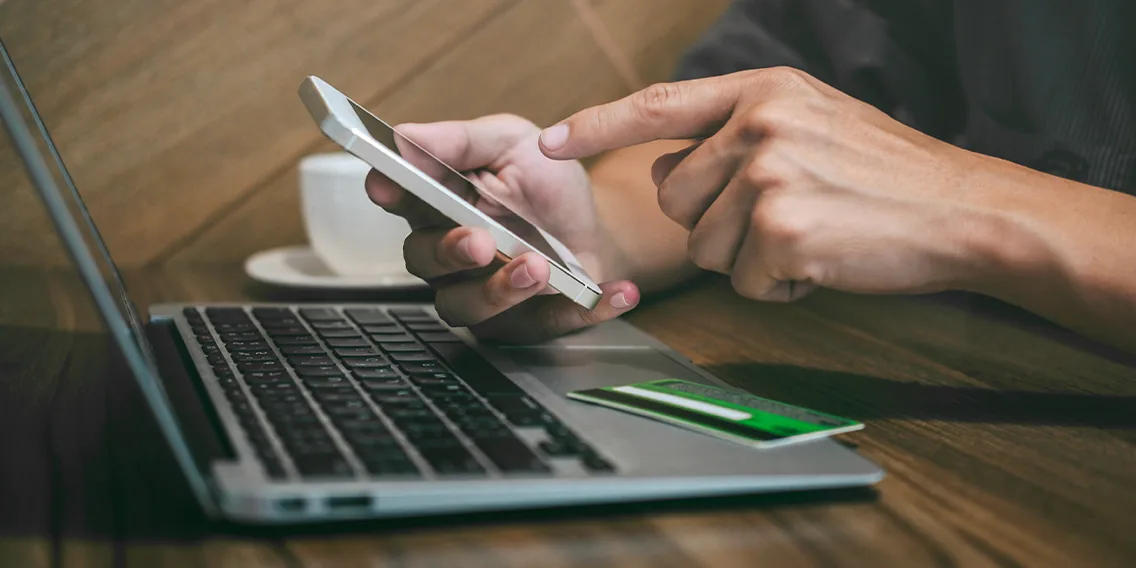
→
(964, 156, 1136, 353)
(539, 68, 1136, 354)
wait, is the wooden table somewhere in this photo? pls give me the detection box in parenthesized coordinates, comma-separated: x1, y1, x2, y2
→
(2, 265, 1134, 567)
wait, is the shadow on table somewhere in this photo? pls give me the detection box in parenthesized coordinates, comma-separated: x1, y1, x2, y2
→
(709, 363, 1136, 429)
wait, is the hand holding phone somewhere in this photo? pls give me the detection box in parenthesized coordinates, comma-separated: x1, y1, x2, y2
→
(298, 77, 640, 339)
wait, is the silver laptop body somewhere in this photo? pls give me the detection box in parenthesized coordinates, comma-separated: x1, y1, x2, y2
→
(0, 38, 882, 524)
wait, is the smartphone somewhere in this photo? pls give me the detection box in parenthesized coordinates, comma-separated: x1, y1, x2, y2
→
(298, 76, 603, 309)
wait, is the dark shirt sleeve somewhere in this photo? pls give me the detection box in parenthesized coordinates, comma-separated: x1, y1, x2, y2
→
(671, 0, 967, 142)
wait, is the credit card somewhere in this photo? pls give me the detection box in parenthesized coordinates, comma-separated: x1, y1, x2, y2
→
(567, 378, 863, 449)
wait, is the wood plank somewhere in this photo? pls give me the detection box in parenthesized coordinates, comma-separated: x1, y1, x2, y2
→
(0, 0, 509, 267)
(582, 0, 733, 86)
(1, 266, 1135, 565)
(166, 0, 635, 265)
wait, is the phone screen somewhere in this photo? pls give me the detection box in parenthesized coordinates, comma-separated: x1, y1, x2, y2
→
(348, 101, 577, 274)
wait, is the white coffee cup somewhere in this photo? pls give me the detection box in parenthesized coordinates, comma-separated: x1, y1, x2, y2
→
(299, 152, 411, 277)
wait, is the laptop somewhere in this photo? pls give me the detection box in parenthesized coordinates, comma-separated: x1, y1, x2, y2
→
(0, 38, 882, 524)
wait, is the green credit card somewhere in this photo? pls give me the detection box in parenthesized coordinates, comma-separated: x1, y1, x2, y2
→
(567, 379, 863, 449)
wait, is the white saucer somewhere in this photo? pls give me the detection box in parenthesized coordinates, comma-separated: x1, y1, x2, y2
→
(245, 246, 426, 290)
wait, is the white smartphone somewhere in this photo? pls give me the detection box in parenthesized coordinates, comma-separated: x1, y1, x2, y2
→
(298, 75, 603, 309)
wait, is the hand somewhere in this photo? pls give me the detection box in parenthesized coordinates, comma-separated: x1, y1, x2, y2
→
(365, 114, 639, 342)
(538, 68, 1005, 301)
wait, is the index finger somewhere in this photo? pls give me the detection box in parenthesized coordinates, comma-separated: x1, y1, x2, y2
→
(538, 74, 754, 160)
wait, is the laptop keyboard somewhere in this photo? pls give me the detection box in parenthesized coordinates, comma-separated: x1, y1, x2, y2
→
(182, 306, 616, 481)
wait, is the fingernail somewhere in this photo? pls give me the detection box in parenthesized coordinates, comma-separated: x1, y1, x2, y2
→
(456, 236, 475, 263)
(540, 124, 569, 151)
(610, 292, 634, 309)
(510, 263, 537, 289)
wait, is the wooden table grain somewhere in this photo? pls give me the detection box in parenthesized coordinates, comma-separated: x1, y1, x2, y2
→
(1, 265, 1134, 568)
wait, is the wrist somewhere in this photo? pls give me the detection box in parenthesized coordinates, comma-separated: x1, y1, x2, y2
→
(948, 156, 1061, 298)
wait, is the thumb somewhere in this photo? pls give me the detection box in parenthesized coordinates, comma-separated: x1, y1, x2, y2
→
(397, 114, 537, 171)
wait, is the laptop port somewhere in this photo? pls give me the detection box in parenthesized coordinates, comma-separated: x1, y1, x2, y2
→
(326, 495, 373, 511)
(277, 497, 306, 513)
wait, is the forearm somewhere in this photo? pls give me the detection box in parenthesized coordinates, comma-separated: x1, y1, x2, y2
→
(589, 140, 700, 293)
(962, 156, 1136, 353)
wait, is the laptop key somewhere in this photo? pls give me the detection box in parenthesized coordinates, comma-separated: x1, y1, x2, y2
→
(310, 320, 352, 330)
(336, 420, 391, 436)
(406, 322, 448, 332)
(335, 347, 380, 357)
(258, 318, 303, 329)
(362, 460, 420, 477)
(269, 413, 322, 427)
(415, 331, 462, 343)
(362, 323, 403, 334)
(390, 308, 437, 322)
(321, 395, 370, 408)
(272, 336, 319, 346)
(206, 307, 249, 319)
(471, 437, 550, 474)
(299, 308, 342, 321)
(427, 342, 524, 396)
(343, 357, 389, 369)
(295, 456, 354, 479)
(250, 382, 299, 394)
(399, 361, 446, 374)
(287, 355, 335, 367)
(375, 336, 419, 346)
(231, 351, 278, 362)
(206, 353, 227, 366)
(354, 369, 402, 381)
(238, 361, 285, 373)
(242, 370, 289, 383)
(418, 447, 485, 475)
(303, 382, 354, 394)
(254, 392, 307, 405)
(318, 329, 364, 339)
(296, 366, 344, 378)
(311, 391, 364, 404)
(265, 327, 311, 337)
(347, 433, 401, 449)
(259, 402, 314, 416)
(280, 345, 327, 355)
(325, 338, 369, 348)
(345, 308, 393, 325)
(390, 352, 436, 362)
(226, 340, 271, 352)
(221, 332, 262, 343)
(252, 307, 293, 319)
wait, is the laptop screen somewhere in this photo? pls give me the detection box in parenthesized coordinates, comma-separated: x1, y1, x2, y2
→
(0, 39, 157, 369)
(0, 37, 215, 513)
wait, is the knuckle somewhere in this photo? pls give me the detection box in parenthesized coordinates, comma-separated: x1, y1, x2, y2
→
(742, 149, 787, 187)
(687, 229, 727, 273)
(730, 271, 768, 301)
(765, 66, 810, 90)
(656, 185, 684, 223)
(751, 195, 807, 245)
(740, 100, 798, 139)
(633, 82, 684, 123)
